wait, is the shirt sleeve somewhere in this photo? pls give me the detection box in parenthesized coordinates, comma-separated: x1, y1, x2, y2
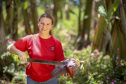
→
(14, 35, 30, 52)
(54, 41, 65, 61)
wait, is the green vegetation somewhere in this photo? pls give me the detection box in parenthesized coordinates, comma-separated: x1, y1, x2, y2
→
(1, 14, 126, 83)
(0, 0, 126, 84)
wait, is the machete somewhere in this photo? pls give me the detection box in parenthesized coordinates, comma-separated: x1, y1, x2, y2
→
(27, 58, 84, 65)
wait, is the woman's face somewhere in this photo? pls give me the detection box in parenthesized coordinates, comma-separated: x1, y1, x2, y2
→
(38, 17, 53, 34)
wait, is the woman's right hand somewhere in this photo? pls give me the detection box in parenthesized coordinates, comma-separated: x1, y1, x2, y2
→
(7, 44, 27, 62)
(18, 54, 27, 62)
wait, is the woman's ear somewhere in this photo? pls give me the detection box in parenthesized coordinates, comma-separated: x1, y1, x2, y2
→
(38, 24, 40, 29)
(38, 23, 40, 27)
(52, 24, 53, 28)
(38, 22, 41, 28)
(38, 21, 40, 27)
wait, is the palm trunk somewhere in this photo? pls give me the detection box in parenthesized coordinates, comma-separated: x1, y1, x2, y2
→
(91, 0, 116, 53)
(120, 0, 126, 40)
(91, 15, 107, 52)
(112, 19, 126, 60)
(111, 1, 126, 60)
(22, 7, 32, 35)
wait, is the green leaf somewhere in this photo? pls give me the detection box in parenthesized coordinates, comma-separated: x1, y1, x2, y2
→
(24, 1, 28, 9)
(80, 64, 85, 73)
(98, 5, 107, 21)
(7, 63, 15, 73)
(121, 63, 124, 66)
(107, 0, 120, 21)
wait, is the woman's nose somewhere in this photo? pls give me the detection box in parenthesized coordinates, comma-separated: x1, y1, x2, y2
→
(42, 25, 45, 27)
(43, 24, 47, 28)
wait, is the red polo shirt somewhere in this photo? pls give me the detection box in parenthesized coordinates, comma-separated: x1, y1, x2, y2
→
(14, 34, 65, 82)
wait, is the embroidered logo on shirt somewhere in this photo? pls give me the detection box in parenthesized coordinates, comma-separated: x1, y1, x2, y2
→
(50, 47, 54, 52)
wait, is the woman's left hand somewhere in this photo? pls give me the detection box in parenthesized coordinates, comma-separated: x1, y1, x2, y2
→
(62, 73, 69, 77)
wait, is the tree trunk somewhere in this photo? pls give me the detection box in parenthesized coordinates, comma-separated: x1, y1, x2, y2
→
(44, 0, 53, 16)
(75, 0, 82, 50)
(53, 0, 58, 26)
(77, 0, 93, 50)
(0, 3, 6, 52)
(91, 15, 107, 52)
(78, 0, 82, 36)
(82, 0, 93, 44)
(112, 19, 126, 60)
(91, 0, 116, 53)
(111, 1, 126, 60)
(30, 0, 38, 34)
(120, 0, 126, 39)
(5, 0, 13, 35)
(65, 4, 70, 20)
(91, 1, 98, 29)
(0, 4, 6, 78)
(59, 4, 63, 20)
(22, 7, 32, 35)
(45, 6, 53, 16)
(12, 0, 18, 41)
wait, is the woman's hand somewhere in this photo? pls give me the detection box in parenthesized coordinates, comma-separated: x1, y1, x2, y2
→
(18, 55, 27, 62)
(62, 73, 69, 77)
(7, 44, 27, 62)
(17, 50, 27, 62)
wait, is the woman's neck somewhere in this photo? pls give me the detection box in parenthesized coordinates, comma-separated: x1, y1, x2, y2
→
(39, 33, 51, 39)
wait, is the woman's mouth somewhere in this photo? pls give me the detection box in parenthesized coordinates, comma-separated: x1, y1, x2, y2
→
(41, 28, 48, 31)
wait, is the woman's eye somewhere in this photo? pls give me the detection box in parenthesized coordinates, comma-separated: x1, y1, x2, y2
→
(41, 23, 44, 25)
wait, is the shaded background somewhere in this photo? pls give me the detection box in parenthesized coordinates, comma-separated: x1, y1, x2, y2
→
(0, 0, 126, 84)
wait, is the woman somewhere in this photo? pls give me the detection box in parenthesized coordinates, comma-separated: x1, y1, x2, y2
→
(7, 14, 67, 84)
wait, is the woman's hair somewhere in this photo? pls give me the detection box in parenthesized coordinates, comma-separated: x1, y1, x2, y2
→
(39, 14, 53, 25)
(38, 14, 53, 35)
